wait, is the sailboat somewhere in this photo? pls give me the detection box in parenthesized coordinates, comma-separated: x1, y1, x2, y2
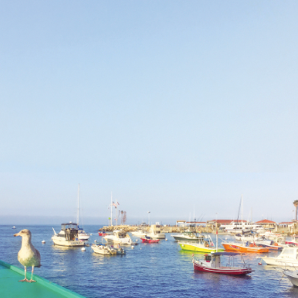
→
(77, 184, 90, 241)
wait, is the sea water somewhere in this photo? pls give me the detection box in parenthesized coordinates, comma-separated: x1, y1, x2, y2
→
(1, 225, 298, 298)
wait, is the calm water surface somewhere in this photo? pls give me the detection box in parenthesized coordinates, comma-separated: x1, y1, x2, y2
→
(1, 225, 298, 297)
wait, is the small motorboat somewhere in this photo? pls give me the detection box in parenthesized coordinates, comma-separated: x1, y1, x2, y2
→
(141, 236, 160, 243)
(12, 226, 16, 229)
(192, 252, 253, 275)
(222, 242, 269, 253)
(283, 269, 298, 286)
(91, 244, 125, 255)
(98, 230, 108, 237)
(179, 235, 224, 253)
(104, 230, 138, 246)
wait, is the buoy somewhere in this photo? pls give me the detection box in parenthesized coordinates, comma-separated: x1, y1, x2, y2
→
(165, 238, 168, 241)
(136, 239, 138, 242)
(94, 240, 97, 243)
(81, 247, 86, 251)
(258, 262, 262, 265)
(131, 246, 134, 249)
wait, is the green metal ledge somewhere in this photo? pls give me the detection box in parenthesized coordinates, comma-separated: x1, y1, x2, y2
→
(0, 260, 85, 298)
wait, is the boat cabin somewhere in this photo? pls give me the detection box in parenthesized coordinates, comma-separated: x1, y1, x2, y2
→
(206, 252, 243, 268)
(60, 222, 79, 241)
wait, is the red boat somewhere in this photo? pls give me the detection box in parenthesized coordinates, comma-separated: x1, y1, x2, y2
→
(98, 231, 108, 236)
(193, 252, 253, 275)
(141, 237, 160, 243)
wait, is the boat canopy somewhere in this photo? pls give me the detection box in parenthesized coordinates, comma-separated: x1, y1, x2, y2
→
(211, 252, 240, 256)
(61, 223, 78, 230)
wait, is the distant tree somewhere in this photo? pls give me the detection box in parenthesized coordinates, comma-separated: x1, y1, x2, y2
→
(293, 200, 298, 221)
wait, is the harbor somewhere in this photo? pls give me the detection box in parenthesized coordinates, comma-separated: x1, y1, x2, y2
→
(2, 221, 298, 298)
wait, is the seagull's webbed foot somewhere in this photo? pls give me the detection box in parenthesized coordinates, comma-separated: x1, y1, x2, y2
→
(19, 278, 30, 282)
(28, 279, 36, 283)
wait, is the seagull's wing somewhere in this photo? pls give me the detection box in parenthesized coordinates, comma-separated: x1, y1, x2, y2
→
(35, 248, 41, 267)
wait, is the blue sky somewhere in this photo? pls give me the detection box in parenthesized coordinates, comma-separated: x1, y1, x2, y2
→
(0, 1, 298, 224)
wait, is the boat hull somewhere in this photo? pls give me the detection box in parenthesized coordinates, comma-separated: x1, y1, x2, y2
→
(180, 243, 224, 253)
(173, 236, 201, 242)
(222, 243, 269, 253)
(193, 261, 252, 275)
(261, 256, 298, 267)
(141, 238, 160, 243)
(284, 271, 298, 286)
(52, 237, 85, 247)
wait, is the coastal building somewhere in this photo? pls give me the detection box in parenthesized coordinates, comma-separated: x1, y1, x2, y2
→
(255, 219, 276, 229)
(207, 219, 247, 228)
(176, 220, 186, 227)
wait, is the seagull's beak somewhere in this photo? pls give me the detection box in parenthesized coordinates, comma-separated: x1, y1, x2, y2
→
(14, 233, 20, 237)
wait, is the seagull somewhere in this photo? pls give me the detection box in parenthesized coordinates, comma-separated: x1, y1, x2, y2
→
(14, 229, 41, 282)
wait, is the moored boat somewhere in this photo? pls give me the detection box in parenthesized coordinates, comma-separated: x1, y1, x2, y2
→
(91, 244, 125, 255)
(104, 230, 138, 246)
(192, 252, 253, 275)
(172, 231, 202, 242)
(222, 242, 269, 253)
(283, 269, 298, 286)
(131, 229, 146, 238)
(52, 222, 86, 247)
(261, 247, 298, 267)
(141, 236, 160, 243)
(180, 242, 224, 253)
(179, 235, 224, 253)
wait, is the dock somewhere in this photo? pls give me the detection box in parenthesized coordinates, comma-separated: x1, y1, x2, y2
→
(0, 260, 85, 298)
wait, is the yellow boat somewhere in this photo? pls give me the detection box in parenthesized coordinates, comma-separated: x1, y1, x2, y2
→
(179, 235, 224, 253)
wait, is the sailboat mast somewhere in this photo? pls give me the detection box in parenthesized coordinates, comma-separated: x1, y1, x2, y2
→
(241, 194, 243, 225)
(111, 192, 113, 226)
(77, 184, 80, 225)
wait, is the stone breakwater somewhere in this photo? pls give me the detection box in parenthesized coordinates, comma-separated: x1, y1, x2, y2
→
(99, 225, 214, 234)
(99, 225, 294, 236)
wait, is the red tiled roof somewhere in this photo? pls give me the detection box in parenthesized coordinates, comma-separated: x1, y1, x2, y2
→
(255, 219, 276, 224)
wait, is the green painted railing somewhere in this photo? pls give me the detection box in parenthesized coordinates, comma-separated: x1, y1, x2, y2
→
(0, 260, 85, 298)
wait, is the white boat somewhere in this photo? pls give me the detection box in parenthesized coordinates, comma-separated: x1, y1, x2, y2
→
(12, 226, 16, 229)
(104, 230, 137, 246)
(172, 231, 202, 242)
(52, 222, 85, 247)
(78, 229, 90, 241)
(283, 269, 298, 286)
(146, 225, 166, 239)
(91, 244, 125, 255)
(131, 229, 147, 238)
(261, 247, 298, 267)
(234, 234, 256, 242)
(132, 225, 165, 239)
(221, 221, 264, 234)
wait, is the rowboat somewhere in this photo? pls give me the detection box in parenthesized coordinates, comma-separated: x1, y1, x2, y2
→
(222, 242, 269, 253)
(192, 252, 253, 275)
(141, 238, 160, 243)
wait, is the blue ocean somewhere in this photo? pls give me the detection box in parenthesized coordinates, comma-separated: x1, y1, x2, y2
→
(1, 225, 298, 298)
